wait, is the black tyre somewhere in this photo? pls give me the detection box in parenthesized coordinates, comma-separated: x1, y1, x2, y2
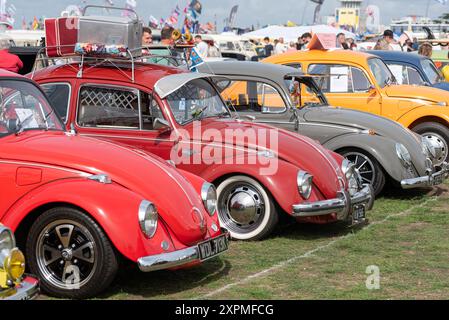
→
(413, 122, 449, 166)
(341, 149, 386, 196)
(216, 175, 278, 241)
(26, 207, 118, 299)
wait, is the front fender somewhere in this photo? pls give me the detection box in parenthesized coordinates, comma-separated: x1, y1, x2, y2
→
(397, 107, 449, 128)
(2, 178, 174, 262)
(199, 154, 330, 216)
(324, 133, 407, 182)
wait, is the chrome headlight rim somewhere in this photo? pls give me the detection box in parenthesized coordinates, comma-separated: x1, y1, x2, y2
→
(201, 182, 217, 217)
(341, 159, 361, 196)
(0, 226, 15, 267)
(138, 200, 159, 239)
(396, 143, 412, 167)
(297, 171, 313, 200)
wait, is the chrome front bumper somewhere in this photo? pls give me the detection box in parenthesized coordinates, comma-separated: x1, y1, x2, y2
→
(138, 229, 230, 273)
(2, 277, 39, 300)
(292, 184, 374, 220)
(401, 162, 449, 189)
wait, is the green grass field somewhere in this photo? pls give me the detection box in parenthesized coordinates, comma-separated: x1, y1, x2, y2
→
(48, 184, 449, 300)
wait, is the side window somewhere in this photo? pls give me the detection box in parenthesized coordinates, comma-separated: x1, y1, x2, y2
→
(140, 93, 165, 130)
(388, 64, 407, 84)
(78, 86, 140, 129)
(407, 67, 424, 85)
(40, 83, 71, 123)
(285, 63, 302, 70)
(216, 80, 287, 114)
(351, 67, 371, 92)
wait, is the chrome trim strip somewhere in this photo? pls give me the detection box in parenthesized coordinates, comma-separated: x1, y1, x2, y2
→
(0, 160, 91, 176)
(138, 229, 229, 272)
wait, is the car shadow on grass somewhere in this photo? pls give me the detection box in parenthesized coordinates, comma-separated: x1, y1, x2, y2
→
(98, 257, 232, 299)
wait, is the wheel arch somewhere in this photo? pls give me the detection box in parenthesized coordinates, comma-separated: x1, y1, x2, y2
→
(409, 116, 449, 130)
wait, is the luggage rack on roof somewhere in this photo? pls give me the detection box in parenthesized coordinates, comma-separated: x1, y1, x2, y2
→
(31, 44, 193, 82)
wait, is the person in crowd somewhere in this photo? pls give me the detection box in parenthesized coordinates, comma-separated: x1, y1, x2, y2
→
(160, 26, 175, 45)
(383, 29, 396, 46)
(263, 37, 274, 57)
(441, 52, 449, 82)
(336, 33, 349, 50)
(418, 42, 433, 58)
(287, 41, 297, 52)
(207, 41, 221, 58)
(404, 39, 414, 52)
(373, 38, 392, 51)
(296, 36, 304, 50)
(412, 37, 420, 51)
(347, 38, 357, 50)
(275, 37, 287, 55)
(301, 32, 312, 50)
(142, 27, 153, 46)
(0, 39, 23, 73)
(194, 35, 209, 59)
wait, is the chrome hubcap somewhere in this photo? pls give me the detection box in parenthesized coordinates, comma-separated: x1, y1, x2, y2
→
(422, 132, 448, 166)
(36, 220, 97, 290)
(344, 152, 376, 185)
(218, 183, 265, 234)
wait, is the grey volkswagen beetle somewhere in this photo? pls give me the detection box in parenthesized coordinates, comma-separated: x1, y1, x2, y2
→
(198, 61, 448, 196)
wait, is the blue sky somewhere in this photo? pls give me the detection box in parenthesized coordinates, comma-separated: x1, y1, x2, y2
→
(4, 0, 449, 29)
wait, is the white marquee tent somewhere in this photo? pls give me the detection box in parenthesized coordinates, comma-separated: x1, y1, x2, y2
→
(243, 25, 356, 42)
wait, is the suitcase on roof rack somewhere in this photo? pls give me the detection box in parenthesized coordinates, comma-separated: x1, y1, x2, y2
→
(44, 17, 78, 57)
(77, 5, 143, 57)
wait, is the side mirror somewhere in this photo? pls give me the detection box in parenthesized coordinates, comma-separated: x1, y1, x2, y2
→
(6, 119, 18, 132)
(153, 118, 171, 132)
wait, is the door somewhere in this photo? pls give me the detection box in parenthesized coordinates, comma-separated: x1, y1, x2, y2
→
(307, 63, 382, 115)
(73, 82, 176, 159)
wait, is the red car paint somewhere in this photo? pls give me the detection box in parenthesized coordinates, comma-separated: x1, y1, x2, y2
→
(31, 62, 354, 225)
(0, 70, 223, 264)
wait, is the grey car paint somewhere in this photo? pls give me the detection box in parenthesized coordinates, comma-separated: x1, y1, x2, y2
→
(197, 61, 436, 188)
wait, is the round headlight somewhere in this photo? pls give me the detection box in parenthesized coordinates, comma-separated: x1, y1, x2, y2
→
(4, 248, 25, 282)
(0, 227, 15, 266)
(341, 159, 361, 196)
(202, 183, 217, 216)
(396, 143, 412, 167)
(138, 200, 158, 239)
(297, 171, 313, 200)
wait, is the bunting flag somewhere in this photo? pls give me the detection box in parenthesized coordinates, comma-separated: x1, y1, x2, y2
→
(32, 16, 39, 30)
(122, 0, 137, 18)
(149, 15, 159, 28)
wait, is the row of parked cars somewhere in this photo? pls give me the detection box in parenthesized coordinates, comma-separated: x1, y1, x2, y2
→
(2, 10, 449, 299)
(2, 44, 449, 300)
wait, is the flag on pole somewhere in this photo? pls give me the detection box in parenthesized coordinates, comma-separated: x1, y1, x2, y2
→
(21, 16, 27, 29)
(32, 16, 39, 30)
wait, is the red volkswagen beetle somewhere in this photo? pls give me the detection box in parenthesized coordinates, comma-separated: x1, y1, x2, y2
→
(0, 70, 229, 299)
(32, 59, 374, 241)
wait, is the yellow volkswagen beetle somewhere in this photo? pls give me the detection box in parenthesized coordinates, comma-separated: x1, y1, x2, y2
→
(0, 224, 39, 300)
(264, 50, 449, 165)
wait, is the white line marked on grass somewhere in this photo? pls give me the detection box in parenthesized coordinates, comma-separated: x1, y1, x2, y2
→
(199, 197, 436, 299)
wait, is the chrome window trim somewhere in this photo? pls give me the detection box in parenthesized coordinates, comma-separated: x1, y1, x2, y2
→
(40, 82, 72, 124)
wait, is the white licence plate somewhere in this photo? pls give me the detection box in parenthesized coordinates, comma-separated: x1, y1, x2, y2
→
(198, 235, 229, 261)
(353, 205, 366, 224)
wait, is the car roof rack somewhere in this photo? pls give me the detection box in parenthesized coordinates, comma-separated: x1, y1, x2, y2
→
(31, 44, 194, 82)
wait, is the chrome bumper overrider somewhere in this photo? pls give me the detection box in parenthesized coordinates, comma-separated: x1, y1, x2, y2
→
(2, 277, 39, 300)
(401, 162, 449, 189)
(138, 229, 230, 272)
(292, 184, 374, 220)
